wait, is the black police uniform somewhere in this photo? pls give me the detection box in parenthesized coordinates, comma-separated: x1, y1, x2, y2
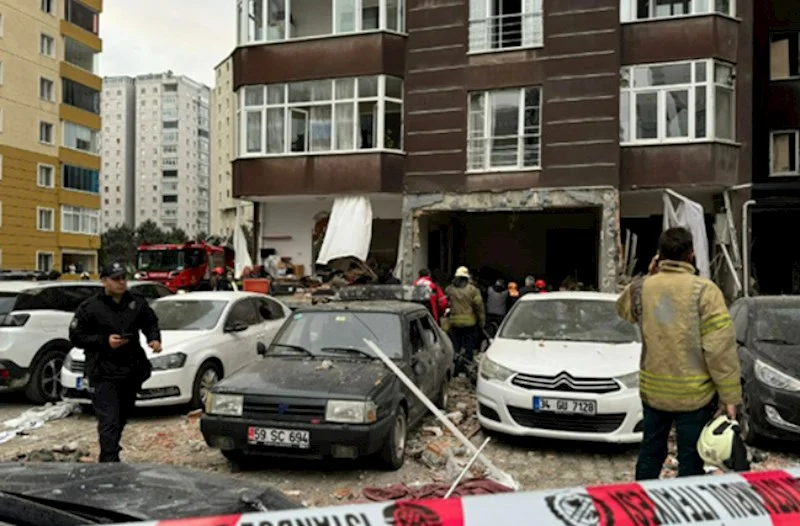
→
(68, 264, 161, 463)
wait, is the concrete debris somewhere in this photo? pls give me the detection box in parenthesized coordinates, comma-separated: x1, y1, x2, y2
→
(186, 409, 203, 422)
(15, 444, 92, 463)
(422, 426, 443, 438)
(316, 360, 335, 371)
(333, 488, 353, 500)
(445, 411, 464, 425)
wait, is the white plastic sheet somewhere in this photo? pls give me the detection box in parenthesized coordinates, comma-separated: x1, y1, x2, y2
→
(233, 225, 253, 280)
(0, 402, 77, 444)
(316, 196, 373, 265)
(663, 192, 711, 278)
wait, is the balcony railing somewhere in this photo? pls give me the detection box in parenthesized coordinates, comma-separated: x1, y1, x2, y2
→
(468, 12, 544, 53)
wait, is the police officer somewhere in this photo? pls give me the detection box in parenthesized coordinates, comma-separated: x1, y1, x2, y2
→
(69, 262, 162, 463)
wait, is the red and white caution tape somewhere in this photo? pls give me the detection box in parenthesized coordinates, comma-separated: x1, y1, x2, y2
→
(113, 468, 800, 526)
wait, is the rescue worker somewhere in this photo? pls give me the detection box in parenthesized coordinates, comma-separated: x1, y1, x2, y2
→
(197, 267, 233, 291)
(486, 279, 509, 328)
(534, 279, 548, 293)
(68, 262, 162, 463)
(616, 227, 741, 480)
(445, 266, 485, 376)
(507, 281, 520, 307)
(414, 268, 448, 324)
(520, 275, 537, 296)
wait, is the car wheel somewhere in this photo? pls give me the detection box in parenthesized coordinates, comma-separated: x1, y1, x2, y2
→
(378, 406, 407, 471)
(740, 392, 762, 446)
(191, 361, 222, 409)
(25, 348, 67, 404)
(435, 379, 449, 410)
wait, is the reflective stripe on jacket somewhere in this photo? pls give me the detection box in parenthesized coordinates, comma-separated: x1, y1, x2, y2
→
(616, 260, 742, 412)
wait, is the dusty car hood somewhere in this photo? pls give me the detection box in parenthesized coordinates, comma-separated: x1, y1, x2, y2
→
(487, 337, 641, 378)
(214, 357, 389, 399)
(752, 342, 800, 376)
(0, 462, 300, 520)
(68, 330, 214, 361)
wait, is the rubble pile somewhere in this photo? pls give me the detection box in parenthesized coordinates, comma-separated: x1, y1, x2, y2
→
(14, 443, 92, 463)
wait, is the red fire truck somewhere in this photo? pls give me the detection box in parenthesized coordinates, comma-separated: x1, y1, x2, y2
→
(135, 242, 234, 292)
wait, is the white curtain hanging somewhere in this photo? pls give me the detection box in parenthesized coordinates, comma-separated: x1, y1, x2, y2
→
(662, 192, 711, 278)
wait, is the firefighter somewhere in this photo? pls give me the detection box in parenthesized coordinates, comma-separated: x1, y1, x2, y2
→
(445, 266, 485, 376)
(616, 227, 741, 480)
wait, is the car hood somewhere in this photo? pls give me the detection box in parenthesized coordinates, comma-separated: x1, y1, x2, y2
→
(487, 337, 641, 377)
(0, 462, 301, 520)
(68, 330, 214, 360)
(751, 342, 800, 376)
(214, 357, 389, 399)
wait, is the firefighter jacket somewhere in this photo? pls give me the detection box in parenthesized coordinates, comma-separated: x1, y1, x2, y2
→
(616, 260, 742, 412)
(445, 278, 486, 329)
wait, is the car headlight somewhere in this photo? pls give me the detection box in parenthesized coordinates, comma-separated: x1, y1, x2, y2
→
(479, 357, 514, 382)
(149, 352, 187, 371)
(325, 400, 377, 424)
(205, 393, 243, 416)
(615, 371, 640, 389)
(755, 360, 800, 392)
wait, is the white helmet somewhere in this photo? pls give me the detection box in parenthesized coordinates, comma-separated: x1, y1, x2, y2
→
(697, 415, 750, 472)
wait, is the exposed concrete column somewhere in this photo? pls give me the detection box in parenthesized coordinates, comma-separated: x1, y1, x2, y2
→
(599, 188, 621, 294)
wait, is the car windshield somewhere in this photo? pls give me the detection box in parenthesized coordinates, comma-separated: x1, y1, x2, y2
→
(0, 293, 19, 315)
(272, 311, 404, 359)
(151, 300, 227, 330)
(754, 305, 800, 346)
(499, 298, 641, 343)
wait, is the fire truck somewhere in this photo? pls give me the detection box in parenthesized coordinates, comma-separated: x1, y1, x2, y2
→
(135, 242, 234, 292)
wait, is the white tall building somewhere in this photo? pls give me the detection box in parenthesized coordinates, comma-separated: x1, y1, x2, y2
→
(101, 76, 137, 230)
(100, 72, 211, 236)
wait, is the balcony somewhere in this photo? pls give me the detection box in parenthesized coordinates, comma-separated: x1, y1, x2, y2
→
(621, 142, 743, 189)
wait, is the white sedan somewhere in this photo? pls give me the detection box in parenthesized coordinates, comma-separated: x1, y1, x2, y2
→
(60, 291, 290, 408)
(476, 291, 644, 443)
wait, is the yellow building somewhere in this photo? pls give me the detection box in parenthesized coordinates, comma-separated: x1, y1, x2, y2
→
(0, 0, 102, 275)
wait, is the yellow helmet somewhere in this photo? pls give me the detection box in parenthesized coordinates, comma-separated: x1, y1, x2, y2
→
(697, 415, 750, 472)
(454, 266, 470, 278)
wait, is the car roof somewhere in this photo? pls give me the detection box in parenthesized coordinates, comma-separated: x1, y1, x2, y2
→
(517, 290, 620, 302)
(0, 280, 102, 293)
(296, 300, 428, 315)
(155, 291, 264, 302)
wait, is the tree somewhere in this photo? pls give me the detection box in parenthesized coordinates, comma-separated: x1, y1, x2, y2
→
(100, 225, 137, 266)
(169, 227, 189, 244)
(135, 220, 167, 245)
(196, 231, 208, 242)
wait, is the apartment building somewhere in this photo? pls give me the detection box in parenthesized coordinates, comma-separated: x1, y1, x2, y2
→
(100, 76, 136, 230)
(210, 55, 252, 238)
(0, 0, 103, 275)
(226, 0, 753, 290)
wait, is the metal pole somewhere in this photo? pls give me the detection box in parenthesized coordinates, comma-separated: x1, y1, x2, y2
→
(722, 191, 742, 268)
(742, 199, 756, 297)
(444, 436, 492, 499)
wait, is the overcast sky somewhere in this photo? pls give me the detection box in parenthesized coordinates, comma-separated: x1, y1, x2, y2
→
(99, 0, 235, 88)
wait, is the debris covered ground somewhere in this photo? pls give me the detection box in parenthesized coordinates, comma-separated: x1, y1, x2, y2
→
(1, 382, 797, 508)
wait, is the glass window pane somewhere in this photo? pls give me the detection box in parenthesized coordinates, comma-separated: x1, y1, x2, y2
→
(386, 0, 400, 31)
(267, 85, 285, 104)
(248, 0, 264, 41)
(335, 78, 355, 99)
(358, 101, 377, 148)
(490, 90, 520, 137)
(385, 77, 403, 99)
(289, 81, 311, 102)
(310, 106, 332, 152)
(636, 0, 650, 19)
(246, 111, 262, 153)
(335, 103, 355, 150)
(695, 86, 707, 138)
(620, 68, 631, 88)
(635, 92, 658, 140)
(467, 138, 486, 171)
(266, 108, 284, 153)
(620, 91, 631, 142)
(695, 61, 707, 82)
(362, 0, 379, 30)
(267, 0, 286, 41)
(715, 87, 734, 140)
(358, 77, 378, 98)
(633, 63, 692, 87)
(384, 101, 402, 149)
(694, 0, 709, 12)
(290, 109, 308, 152)
(714, 0, 731, 15)
(654, 0, 691, 17)
(772, 133, 797, 174)
(665, 90, 689, 138)
(310, 80, 332, 102)
(335, 0, 356, 33)
(715, 63, 735, 86)
(244, 86, 264, 106)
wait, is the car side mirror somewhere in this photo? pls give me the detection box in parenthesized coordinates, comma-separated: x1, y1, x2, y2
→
(257, 342, 267, 356)
(225, 321, 248, 333)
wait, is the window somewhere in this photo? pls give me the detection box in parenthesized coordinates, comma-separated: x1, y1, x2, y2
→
(39, 121, 54, 144)
(66, 0, 99, 34)
(61, 205, 100, 234)
(0, 61, 4, 85)
(37, 207, 55, 231)
(620, 59, 735, 144)
(37, 252, 54, 272)
(62, 164, 100, 193)
(621, 0, 735, 21)
(770, 33, 800, 80)
(237, 0, 405, 45)
(41, 0, 54, 13)
(163, 195, 178, 203)
(63, 122, 99, 153)
(469, 0, 543, 53)
(40, 33, 55, 57)
(40, 77, 54, 101)
(65, 37, 99, 73)
(237, 75, 403, 156)
(770, 131, 799, 176)
(63, 78, 100, 114)
(467, 87, 541, 171)
(38, 164, 55, 187)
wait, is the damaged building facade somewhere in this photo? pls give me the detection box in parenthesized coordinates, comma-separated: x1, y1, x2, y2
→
(227, 0, 757, 292)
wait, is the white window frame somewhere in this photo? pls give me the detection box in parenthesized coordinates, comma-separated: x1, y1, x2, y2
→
(37, 207, 55, 231)
(62, 121, 100, 154)
(769, 32, 800, 81)
(60, 205, 100, 235)
(39, 76, 55, 102)
(236, 75, 404, 158)
(466, 86, 542, 173)
(620, 59, 736, 146)
(38, 120, 55, 145)
(37, 163, 55, 187)
(36, 251, 54, 273)
(620, 0, 735, 22)
(468, 0, 543, 54)
(769, 130, 800, 177)
(40, 33, 55, 58)
(236, 0, 406, 46)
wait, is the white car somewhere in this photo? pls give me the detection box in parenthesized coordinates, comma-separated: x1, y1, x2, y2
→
(476, 291, 643, 443)
(60, 291, 290, 408)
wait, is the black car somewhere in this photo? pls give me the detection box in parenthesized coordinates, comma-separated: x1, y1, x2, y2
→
(201, 300, 454, 470)
(0, 462, 300, 525)
(730, 296, 800, 444)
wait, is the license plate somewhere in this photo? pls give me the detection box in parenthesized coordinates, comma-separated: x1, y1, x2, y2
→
(76, 377, 90, 391)
(247, 427, 310, 449)
(533, 397, 596, 415)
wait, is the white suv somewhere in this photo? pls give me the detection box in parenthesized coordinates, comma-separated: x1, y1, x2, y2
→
(0, 280, 171, 403)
